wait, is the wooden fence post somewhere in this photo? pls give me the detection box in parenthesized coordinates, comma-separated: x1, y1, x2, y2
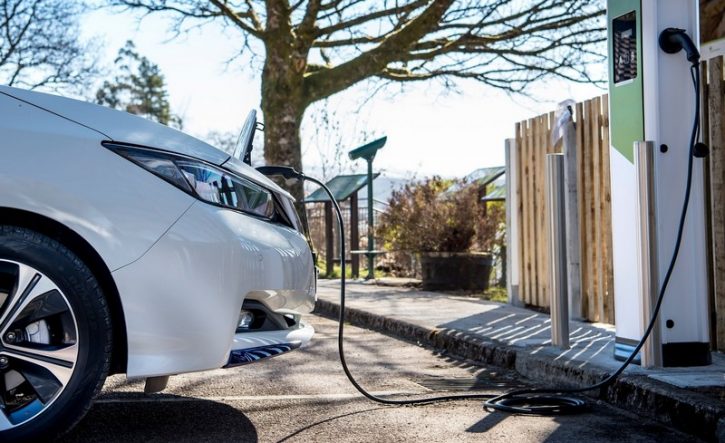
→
(601, 96, 615, 324)
(707, 56, 725, 350)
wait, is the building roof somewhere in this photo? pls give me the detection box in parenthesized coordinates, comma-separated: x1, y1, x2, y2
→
(444, 166, 506, 196)
(304, 173, 381, 203)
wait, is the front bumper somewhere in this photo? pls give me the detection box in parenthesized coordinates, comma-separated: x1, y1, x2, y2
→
(112, 201, 316, 378)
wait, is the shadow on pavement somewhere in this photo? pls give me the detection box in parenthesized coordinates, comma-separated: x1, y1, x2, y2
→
(59, 393, 258, 443)
(466, 411, 509, 433)
(275, 407, 384, 443)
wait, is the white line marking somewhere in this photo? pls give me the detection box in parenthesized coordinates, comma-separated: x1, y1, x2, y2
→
(95, 391, 419, 404)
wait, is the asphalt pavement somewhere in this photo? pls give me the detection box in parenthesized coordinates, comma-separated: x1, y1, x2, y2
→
(313, 280, 724, 441)
(61, 314, 701, 443)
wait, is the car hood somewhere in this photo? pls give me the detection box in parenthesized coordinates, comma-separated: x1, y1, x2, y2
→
(0, 85, 290, 198)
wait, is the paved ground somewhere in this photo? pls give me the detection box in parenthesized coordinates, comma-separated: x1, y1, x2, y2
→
(61, 315, 700, 443)
(317, 280, 725, 385)
(313, 280, 725, 441)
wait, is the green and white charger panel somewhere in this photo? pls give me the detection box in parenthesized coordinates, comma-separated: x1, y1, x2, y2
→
(607, 0, 711, 367)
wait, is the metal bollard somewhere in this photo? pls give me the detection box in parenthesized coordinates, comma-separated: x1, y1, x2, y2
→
(634, 141, 662, 368)
(546, 153, 569, 349)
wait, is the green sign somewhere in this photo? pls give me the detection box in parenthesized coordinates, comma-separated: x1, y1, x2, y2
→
(608, 0, 644, 164)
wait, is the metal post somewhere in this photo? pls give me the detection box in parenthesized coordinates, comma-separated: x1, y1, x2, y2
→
(562, 119, 583, 320)
(634, 141, 662, 368)
(324, 201, 334, 278)
(350, 192, 360, 278)
(366, 157, 375, 280)
(547, 153, 569, 349)
(505, 138, 522, 307)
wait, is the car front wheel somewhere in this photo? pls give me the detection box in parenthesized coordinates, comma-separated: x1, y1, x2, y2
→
(0, 226, 112, 441)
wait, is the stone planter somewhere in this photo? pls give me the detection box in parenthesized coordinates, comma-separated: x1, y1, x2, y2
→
(420, 252, 494, 291)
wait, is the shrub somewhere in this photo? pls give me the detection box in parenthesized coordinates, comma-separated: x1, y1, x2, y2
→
(378, 177, 505, 254)
(476, 200, 506, 253)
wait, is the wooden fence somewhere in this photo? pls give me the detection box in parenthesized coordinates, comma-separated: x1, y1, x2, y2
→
(702, 56, 725, 351)
(514, 56, 725, 349)
(514, 95, 614, 324)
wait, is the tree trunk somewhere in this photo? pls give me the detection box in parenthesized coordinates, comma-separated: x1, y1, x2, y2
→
(261, 88, 310, 230)
(261, 39, 308, 201)
(261, 92, 306, 200)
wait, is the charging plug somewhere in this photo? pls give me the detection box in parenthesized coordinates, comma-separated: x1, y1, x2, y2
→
(256, 165, 304, 180)
(659, 28, 700, 64)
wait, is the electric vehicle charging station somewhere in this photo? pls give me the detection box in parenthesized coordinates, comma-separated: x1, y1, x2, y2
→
(607, 0, 711, 367)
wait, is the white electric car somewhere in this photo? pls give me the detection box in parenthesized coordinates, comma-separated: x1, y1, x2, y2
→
(0, 85, 316, 440)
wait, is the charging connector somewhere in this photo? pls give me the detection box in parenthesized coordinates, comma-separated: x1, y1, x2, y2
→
(659, 28, 700, 64)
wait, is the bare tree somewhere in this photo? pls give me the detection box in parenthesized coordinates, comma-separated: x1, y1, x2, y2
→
(110, 0, 605, 198)
(0, 0, 98, 90)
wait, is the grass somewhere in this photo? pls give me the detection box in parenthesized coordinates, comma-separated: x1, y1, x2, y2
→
(442, 285, 509, 303)
(317, 262, 387, 279)
(479, 286, 508, 303)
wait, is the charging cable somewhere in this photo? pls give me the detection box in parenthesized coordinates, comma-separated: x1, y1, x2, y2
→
(256, 28, 704, 415)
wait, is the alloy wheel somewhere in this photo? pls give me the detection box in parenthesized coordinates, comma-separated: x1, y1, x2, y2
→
(0, 259, 79, 430)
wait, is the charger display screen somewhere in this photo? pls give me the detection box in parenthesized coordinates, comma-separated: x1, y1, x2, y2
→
(613, 11, 637, 84)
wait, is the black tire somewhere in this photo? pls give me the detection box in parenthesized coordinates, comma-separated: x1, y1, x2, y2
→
(0, 225, 112, 441)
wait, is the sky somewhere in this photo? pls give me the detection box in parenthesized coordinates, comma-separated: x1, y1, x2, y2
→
(80, 7, 605, 180)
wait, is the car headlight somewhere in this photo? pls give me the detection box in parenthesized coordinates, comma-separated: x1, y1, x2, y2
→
(105, 143, 276, 219)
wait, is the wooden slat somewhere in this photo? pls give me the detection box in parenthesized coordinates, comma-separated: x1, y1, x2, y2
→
(520, 122, 528, 304)
(589, 99, 598, 321)
(575, 102, 588, 317)
(601, 95, 615, 324)
(591, 97, 604, 322)
(527, 118, 535, 306)
(700, 60, 716, 349)
(525, 120, 536, 304)
(524, 121, 532, 304)
(582, 100, 596, 321)
(515, 123, 525, 304)
(519, 122, 531, 304)
(547, 112, 554, 154)
(542, 114, 551, 306)
(537, 114, 549, 307)
(530, 118, 539, 306)
(536, 114, 543, 307)
(532, 118, 538, 305)
(707, 56, 725, 350)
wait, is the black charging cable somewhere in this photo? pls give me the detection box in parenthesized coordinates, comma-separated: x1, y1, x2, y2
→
(256, 31, 703, 414)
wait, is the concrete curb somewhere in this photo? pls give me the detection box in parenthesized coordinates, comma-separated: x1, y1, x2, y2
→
(314, 299, 725, 442)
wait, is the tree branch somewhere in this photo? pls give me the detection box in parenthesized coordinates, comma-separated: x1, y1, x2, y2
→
(0, 0, 99, 90)
(303, 0, 454, 102)
(315, 0, 429, 37)
(209, 0, 265, 38)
